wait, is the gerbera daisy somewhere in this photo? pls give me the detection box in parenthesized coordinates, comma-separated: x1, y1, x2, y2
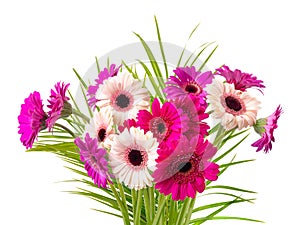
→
(171, 95, 209, 140)
(74, 133, 111, 188)
(137, 98, 186, 161)
(110, 127, 158, 190)
(164, 66, 213, 104)
(216, 65, 265, 92)
(84, 107, 116, 149)
(206, 78, 260, 130)
(252, 105, 283, 153)
(95, 71, 150, 125)
(18, 91, 48, 149)
(153, 137, 219, 201)
(87, 64, 120, 109)
(118, 118, 137, 133)
(46, 82, 71, 131)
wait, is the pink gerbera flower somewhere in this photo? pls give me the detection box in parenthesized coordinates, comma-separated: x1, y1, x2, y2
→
(46, 82, 71, 131)
(171, 95, 209, 140)
(216, 65, 265, 92)
(74, 133, 111, 188)
(87, 64, 120, 109)
(137, 98, 185, 161)
(153, 137, 219, 201)
(164, 66, 213, 104)
(18, 91, 48, 149)
(252, 105, 283, 153)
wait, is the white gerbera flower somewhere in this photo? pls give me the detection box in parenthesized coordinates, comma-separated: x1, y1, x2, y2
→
(84, 107, 116, 149)
(95, 71, 150, 125)
(110, 127, 159, 190)
(206, 78, 260, 130)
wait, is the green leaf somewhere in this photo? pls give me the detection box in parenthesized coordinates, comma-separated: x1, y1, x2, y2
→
(192, 216, 265, 223)
(219, 159, 256, 168)
(198, 45, 218, 71)
(206, 185, 257, 194)
(95, 56, 100, 73)
(73, 68, 88, 90)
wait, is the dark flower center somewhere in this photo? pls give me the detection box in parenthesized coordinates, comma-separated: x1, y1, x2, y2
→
(178, 161, 192, 173)
(225, 96, 242, 112)
(185, 84, 200, 94)
(128, 149, 143, 166)
(98, 128, 106, 142)
(157, 123, 166, 134)
(116, 94, 130, 108)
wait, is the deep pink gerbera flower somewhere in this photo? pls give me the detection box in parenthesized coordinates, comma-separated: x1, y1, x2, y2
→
(137, 98, 186, 161)
(46, 82, 71, 131)
(164, 66, 213, 104)
(153, 137, 219, 201)
(18, 91, 48, 149)
(74, 133, 111, 188)
(171, 95, 209, 140)
(252, 105, 283, 153)
(87, 64, 120, 109)
(118, 119, 137, 133)
(216, 65, 265, 92)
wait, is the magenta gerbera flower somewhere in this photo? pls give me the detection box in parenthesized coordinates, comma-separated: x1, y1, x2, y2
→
(171, 95, 209, 140)
(46, 82, 71, 131)
(153, 137, 219, 201)
(87, 64, 120, 109)
(18, 91, 48, 149)
(216, 65, 265, 92)
(251, 105, 283, 153)
(74, 133, 111, 188)
(137, 98, 185, 161)
(164, 66, 213, 104)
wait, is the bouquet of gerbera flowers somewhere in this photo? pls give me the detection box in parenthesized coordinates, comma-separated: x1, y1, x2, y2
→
(18, 18, 282, 224)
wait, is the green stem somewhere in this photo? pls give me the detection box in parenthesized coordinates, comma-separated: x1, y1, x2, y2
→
(151, 196, 166, 225)
(169, 197, 176, 225)
(183, 198, 196, 225)
(54, 123, 76, 138)
(109, 183, 130, 225)
(149, 186, 155, 223)
(117, 181, 129, 214)
(175, 198, 192, 225)
(143, 188, 150, 223)
(134, 190, 143, 225)
(72, 108, 90, 124)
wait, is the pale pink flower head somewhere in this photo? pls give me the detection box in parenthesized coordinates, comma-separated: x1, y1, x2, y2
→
(87, 64, 120, 109)
(74, 133, 111, 188)
(153, 136, 219, 201)
(252, 105, 283, 153)
(110, 127, 159, 190)
(46, 82, 71, 131)
(216, 65, 265, 92)
(18, 91, 48, 149)
(164, 66, 213, 104)
(95, 71, 150, 125)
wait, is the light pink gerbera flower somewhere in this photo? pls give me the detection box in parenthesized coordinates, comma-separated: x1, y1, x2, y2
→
(18, 92, 48, 149)
(84, 107, 116, 149)
(137, 98, 187, 162)
(75, 133, 111, 188)
(216, 65, 265, 92)
(87, 64, 120, 109)
(153, 137, 219, 201)
(95, 71, 150, 125)
(164, 66, 213, 104)
(206, 78, 260, 130)
(110, 127, 158, 190)
(46, 82, 71, 131)
(252, 105, 283, 153)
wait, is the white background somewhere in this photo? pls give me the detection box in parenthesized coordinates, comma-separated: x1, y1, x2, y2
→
(0, 0, 299, 224)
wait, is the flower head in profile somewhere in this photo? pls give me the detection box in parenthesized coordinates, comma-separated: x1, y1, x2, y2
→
(164, 66, 213, 104)
(153, 137, 219, 201)
(110, 127, 158, 190)
(137, 98, 187, 161)
(206, 78, 260, 130)
(74, 133, 111, 188)
(252, 105, 283, 153)
(84, 107, 116, 149)
(216, 65, 265, 92)
(18, 91, 48, 149)
(95, 71, 150, 125)
(46, 82, 71, 131)
(87, 64, 120, 109)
